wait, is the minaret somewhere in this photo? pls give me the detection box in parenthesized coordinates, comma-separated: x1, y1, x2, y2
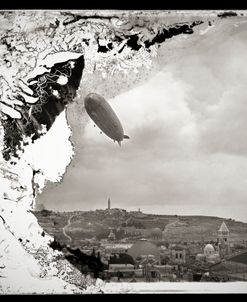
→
(108, 197, 111, 210)
(218, 221, 230, 257)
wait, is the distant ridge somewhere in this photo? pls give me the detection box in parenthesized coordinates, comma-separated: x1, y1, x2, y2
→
(33, 207, 244, 222)
(34, 208, 247, 244)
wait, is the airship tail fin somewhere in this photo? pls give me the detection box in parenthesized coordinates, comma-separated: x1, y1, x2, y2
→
(124, 135, 130, 139)
(118, 141, 122, 147)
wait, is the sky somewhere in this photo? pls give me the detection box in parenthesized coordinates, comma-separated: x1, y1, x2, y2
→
(37, 21, 247, 223)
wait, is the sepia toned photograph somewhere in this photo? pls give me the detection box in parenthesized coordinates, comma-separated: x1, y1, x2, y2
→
(0, 9, 247, 294)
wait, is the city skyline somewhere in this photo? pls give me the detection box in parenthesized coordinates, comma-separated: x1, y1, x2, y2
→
(35, 202, 247, 284)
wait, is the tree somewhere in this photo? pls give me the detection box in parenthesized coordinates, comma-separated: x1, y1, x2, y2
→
(96, 229, 110, 240)
(109, 253, 135, 265)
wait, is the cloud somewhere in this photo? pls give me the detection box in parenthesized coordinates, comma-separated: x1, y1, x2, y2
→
(199, 84, 247, 155)
(37, 22, 247, 222)
(166, 26, 247, 157)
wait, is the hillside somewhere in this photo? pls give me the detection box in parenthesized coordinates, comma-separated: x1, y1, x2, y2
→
(34, 209, 247, 245)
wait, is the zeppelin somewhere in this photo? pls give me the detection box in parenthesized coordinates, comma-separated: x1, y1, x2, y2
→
(84, 93, 130, 146)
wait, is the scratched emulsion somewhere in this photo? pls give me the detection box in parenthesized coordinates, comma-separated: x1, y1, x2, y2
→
(0, 11, 205, 161)
(0, 10, 245, 294)
(2, 56, 84, 161)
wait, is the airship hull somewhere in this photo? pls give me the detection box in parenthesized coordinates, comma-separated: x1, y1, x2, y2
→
(84, 93, 128, 143)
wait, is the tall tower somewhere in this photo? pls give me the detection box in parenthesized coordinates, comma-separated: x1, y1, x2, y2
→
(108, 197, 111, 210)
(218, 221, 230, 258)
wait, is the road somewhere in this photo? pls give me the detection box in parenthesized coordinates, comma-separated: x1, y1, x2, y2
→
(163, 219, 180, 234)
(62, 214, 81, 242)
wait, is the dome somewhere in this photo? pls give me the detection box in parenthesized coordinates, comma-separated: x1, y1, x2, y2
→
(127, 240, 159, 260)
(204, 244, 215, 255)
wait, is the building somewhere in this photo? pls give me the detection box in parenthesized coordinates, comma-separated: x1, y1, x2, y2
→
(204, 244, 220, 263)
(108, 252, 135, 266)
(150, 228, 162, 240)
(218, 221, 230, 258)
(160, 244, 186, 265)
(127, 239, 160, 262)
(108, 264, 135, 271)
(101, 243, 133, 254)
(123, 226, 150, 237)
(108, 229, 116, 241)
(204, 244, 215, 257)
(129, 209, 147, 218)
(104, 264, 136, 281)
(196, 243, 220, 264)
(194, 221, 231, 264)
(108, 197, 111, 210)
(162, 228, 167, 240)
(210, 249, 247, 281)
(170, 247, 186, 264)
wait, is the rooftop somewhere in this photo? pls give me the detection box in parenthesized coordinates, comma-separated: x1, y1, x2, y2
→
(228, 250, 247, 265)
(219, 221, 229, 233)
(127, 240, 159, 260)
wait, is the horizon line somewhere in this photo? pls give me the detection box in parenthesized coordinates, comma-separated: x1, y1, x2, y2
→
(33, 207, 246, 223)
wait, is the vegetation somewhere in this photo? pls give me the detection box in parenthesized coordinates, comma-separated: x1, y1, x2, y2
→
(35, 209, 247, 244)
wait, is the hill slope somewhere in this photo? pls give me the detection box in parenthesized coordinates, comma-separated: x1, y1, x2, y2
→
(34, 209, 247, 244)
